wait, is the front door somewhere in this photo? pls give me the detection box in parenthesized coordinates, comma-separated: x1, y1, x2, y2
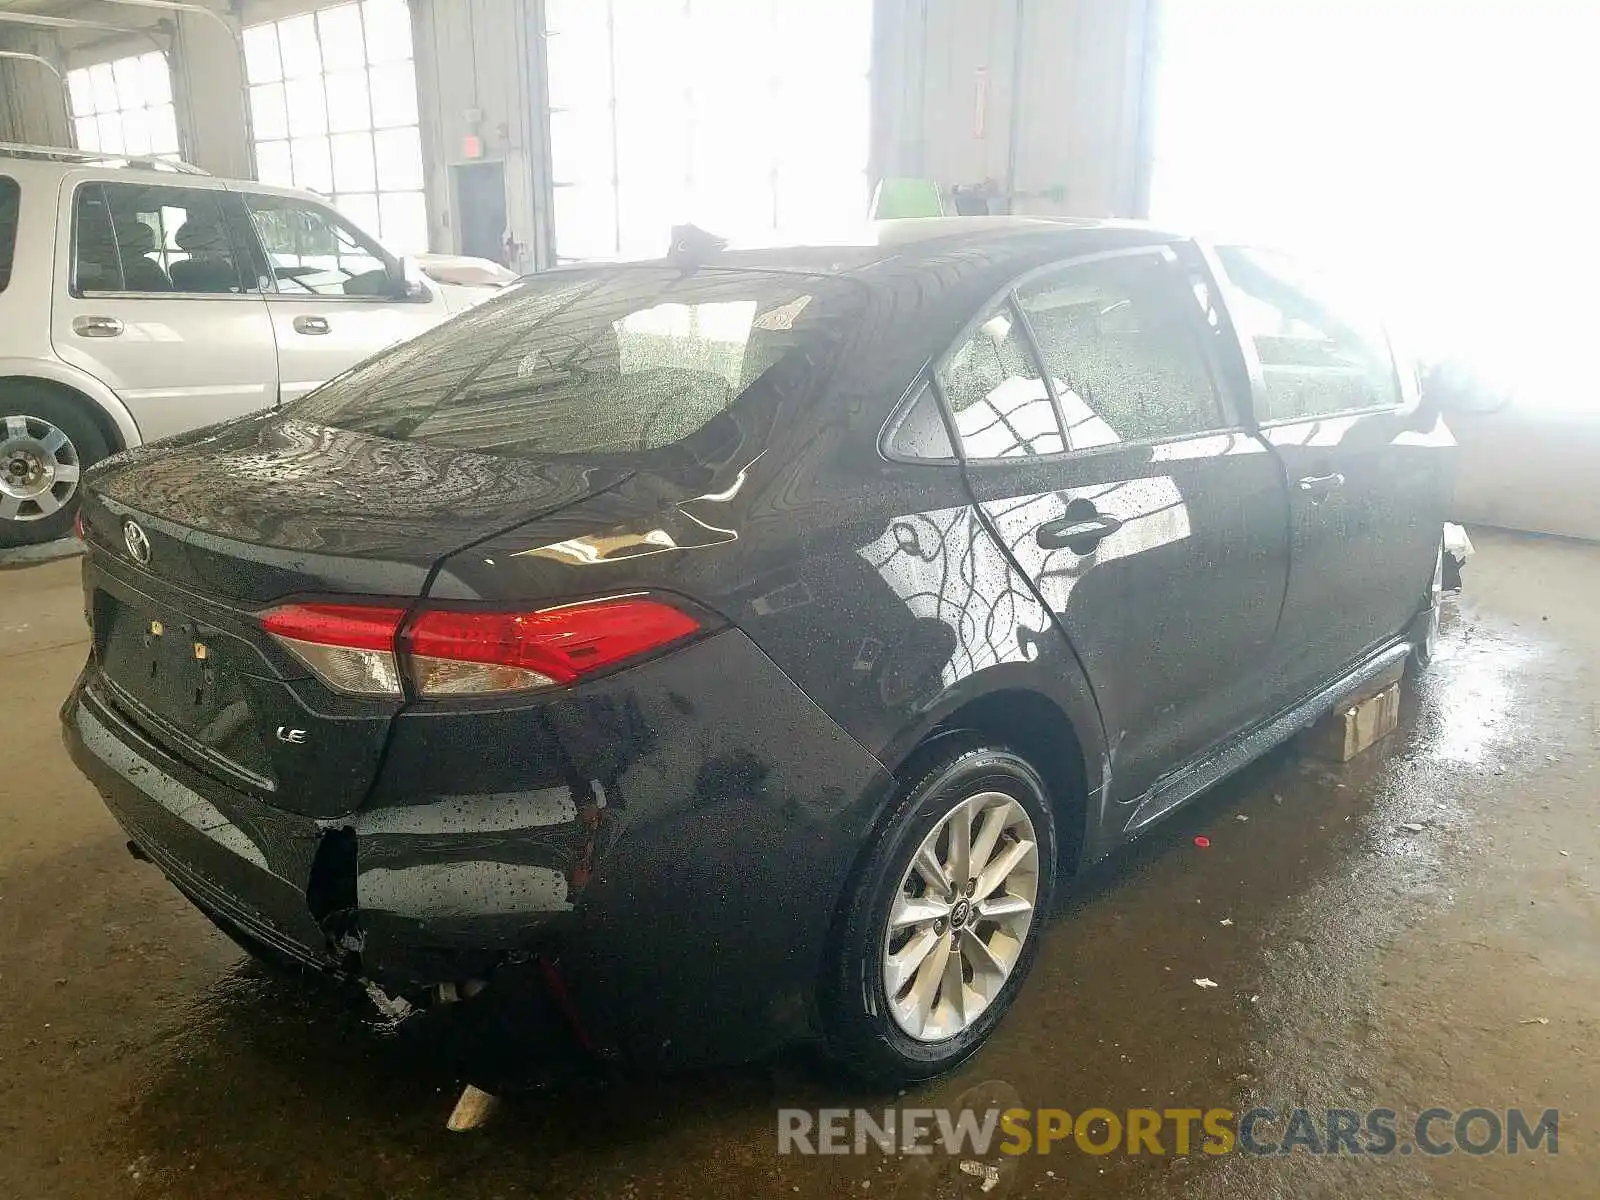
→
(236, 191, 448, 403)
(1213, 245, 1452, 699)
(950, 247, 1291, 804)
(51, 178, 278, 442)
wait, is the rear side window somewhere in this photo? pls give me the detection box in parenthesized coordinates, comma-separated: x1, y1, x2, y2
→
(1216, 244, 1400, 421)
(1016, 253, 1224, 449)
(293, 268, 861, 458)
(74, 182, 246, 295)
(885, 377, 955, 460)
(0, 176, 18, 292)
(938, 304, 1064, 459)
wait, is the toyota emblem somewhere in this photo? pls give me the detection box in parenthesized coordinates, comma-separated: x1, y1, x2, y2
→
(123, 519, 151, 566)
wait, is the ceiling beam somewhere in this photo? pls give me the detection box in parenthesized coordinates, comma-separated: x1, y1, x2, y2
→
(0, 11, 145, 34)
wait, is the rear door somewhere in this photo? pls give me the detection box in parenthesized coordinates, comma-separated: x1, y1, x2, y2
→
(234, 189, 449, 402)
(1213, 245, 1452, 698)
(51, 176, 279, 441)
(950, 245, 1291, 803)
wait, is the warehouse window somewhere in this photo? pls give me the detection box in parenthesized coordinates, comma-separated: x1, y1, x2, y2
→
(243, 0, 428, 254)
(542, 0, 872, 261)
(67, 52, 180, 160)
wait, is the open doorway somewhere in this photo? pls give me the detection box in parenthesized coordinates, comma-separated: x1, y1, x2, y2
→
(453, 161, 508, 265)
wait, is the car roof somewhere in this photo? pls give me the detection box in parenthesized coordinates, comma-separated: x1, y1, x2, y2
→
(587, 216, 1194, 281)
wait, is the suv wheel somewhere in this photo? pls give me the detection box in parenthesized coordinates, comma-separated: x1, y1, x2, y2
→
(0, 386, 108, 548)
(824, 741, 1057, 1083)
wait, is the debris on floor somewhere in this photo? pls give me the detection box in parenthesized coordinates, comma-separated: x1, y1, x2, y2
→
(362, 981, 416, 1027)
(1194, 978, 1218, 989)
(446, 1084, 500, 1132)
(958, 1160, 1001, 1191)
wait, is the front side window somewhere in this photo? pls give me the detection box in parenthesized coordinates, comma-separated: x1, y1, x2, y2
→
(67, 51, 181, 160)
(292, 268, 861, 459)
(938, 305, 1064, 459)
(1216, 245, 1401, 421)
(1017, 253, 1224, 450)
(244, 194, 394, 297)
(0, 176, 18, 293)
(73, 183, 244, 295)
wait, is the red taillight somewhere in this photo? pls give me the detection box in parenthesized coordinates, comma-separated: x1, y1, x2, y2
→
(262, 603, 408, 650)
(407, 598, 701, 693)
(260, 597, 700, 698)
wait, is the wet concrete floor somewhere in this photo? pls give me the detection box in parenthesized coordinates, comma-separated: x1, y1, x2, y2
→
(2, 528, 1595, 1198)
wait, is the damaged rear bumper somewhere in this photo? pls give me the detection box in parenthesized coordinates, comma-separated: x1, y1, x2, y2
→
(63, 681, 530, 988)
(61, 627, 894, 1066)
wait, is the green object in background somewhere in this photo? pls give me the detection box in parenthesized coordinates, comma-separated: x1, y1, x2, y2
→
(869, 178, 945, 219)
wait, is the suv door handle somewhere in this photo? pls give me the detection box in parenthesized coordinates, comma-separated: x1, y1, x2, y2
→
(72, 315, 123, 338)
(1296, 472, 1346, 496)
(1036, 511, 1123, 552)
(293, 315, 331, 335)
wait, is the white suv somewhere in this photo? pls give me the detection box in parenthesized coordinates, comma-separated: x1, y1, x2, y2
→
(0, 143, 513, 547)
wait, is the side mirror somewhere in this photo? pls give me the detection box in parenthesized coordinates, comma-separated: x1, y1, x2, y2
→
(1421, 358, 1513, 416)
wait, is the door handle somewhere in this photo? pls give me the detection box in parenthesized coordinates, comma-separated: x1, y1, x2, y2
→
(293, 315, 331, 335)
(72, 315, 123, 338)
(1036, 511, 1124, 552)
(1296, 472, 1346, 496)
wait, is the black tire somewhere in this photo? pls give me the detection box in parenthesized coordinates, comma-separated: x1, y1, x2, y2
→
(823, 739, 1057, 1084)
(0, 382, 109, 548)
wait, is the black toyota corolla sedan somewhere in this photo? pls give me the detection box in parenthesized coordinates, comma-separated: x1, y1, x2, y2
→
(62, 218, 1455, 1082)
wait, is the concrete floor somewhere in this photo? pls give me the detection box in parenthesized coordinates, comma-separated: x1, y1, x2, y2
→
(1, 529, 1595, 1198)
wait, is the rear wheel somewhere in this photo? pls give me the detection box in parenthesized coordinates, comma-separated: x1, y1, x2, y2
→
(0, 384, 109, 548)
(824, 741, 1056, 1083)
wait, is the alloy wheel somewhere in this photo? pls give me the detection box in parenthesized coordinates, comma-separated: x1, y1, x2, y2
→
(881, 790, 1040, 1042)
(0, 414, 81, 523)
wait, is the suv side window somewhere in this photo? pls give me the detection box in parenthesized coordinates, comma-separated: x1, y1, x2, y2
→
(74, 182, 246, 295)
(1016, 252, 1225, 450)
(243, 193, 397, 298)
(1215, 244, 1400, 421)
(938, 303, 1065, 459)
(0, 176, 18, 293)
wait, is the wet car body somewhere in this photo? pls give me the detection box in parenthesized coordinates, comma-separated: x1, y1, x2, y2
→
(62, 218, 1456, 1067)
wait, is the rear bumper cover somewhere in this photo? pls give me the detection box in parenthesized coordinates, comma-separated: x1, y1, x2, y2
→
(62, 628, 894, 1066)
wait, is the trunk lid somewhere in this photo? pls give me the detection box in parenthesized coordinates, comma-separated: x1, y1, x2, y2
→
(80, 412, 631, 818)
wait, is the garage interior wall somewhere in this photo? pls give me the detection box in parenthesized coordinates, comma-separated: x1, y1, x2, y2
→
(3, 0, 1157, 260)
(873, 0, 1152, 219)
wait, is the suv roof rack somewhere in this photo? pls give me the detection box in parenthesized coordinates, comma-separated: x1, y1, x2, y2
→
(0, 142, 211, 175)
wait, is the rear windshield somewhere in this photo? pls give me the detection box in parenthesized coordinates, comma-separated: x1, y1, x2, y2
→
(292, 267, 860, 458)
